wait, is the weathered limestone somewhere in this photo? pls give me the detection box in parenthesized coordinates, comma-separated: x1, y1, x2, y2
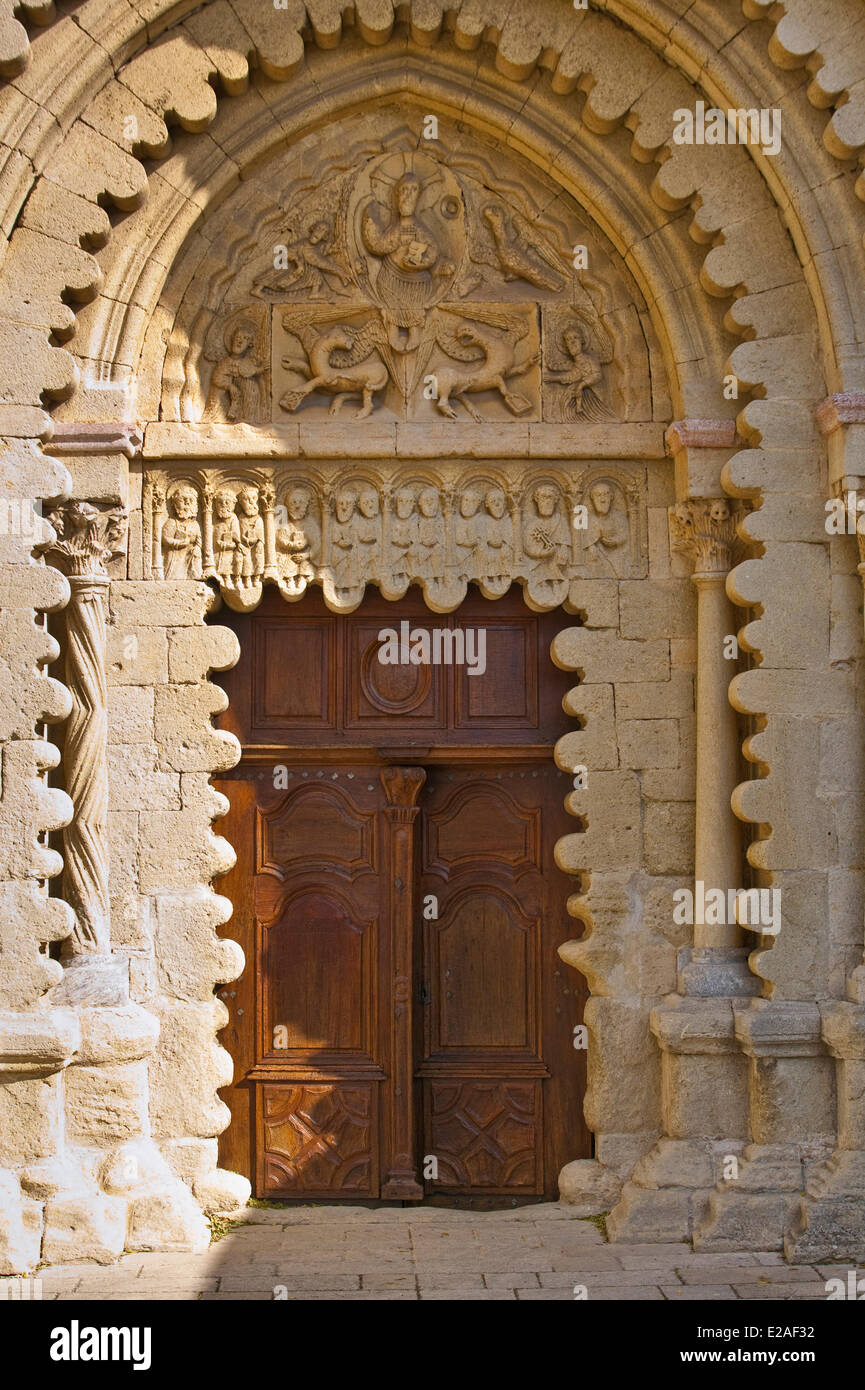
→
(0, 0, 863, 1270)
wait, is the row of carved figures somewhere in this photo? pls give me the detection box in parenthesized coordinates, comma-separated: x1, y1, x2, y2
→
(146, 475, 640, 604)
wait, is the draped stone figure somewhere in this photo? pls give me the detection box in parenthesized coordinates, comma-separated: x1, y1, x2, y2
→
(161, 485, 202, 580)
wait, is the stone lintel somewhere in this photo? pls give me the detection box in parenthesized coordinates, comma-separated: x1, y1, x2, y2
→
(46, 422, 143, 459)
(142, 419, 667, 460)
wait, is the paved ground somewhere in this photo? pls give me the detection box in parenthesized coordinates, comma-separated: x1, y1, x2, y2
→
(23, 1204, 857, 1301)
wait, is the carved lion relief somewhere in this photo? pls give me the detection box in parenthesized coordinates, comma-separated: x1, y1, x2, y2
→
(145, 466, 645, 613)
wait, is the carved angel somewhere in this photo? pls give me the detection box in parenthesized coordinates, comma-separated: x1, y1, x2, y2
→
(202, 317, 268, 425)
(279, 308, 396, 420)
(252, 219, 353, 300)
(410, 305, 538, 422)
(546, 319, 615, 423)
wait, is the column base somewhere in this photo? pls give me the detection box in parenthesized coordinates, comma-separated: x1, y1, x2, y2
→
(784, 1150, 865, 1262)
(606, 1138, 738, 1244)
(692, 1145, 805, 1252)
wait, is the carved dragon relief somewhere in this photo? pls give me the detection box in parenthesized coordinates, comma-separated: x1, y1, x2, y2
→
(144, 466, 645, 613)
(174, 145, 624, 426)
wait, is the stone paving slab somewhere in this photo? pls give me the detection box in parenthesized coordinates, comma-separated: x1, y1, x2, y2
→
(29, 1203, 859, 1302)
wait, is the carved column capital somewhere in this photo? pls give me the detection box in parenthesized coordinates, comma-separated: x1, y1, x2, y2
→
(42, 500, 128, 578)
(668, 497, 742, 577)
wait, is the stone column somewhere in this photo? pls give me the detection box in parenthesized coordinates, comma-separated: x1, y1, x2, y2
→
(44, 501, 126, 974)
(607, 495, 757, 1245)
(786, 467, 865, 1258)
(669, 498, 751, 982)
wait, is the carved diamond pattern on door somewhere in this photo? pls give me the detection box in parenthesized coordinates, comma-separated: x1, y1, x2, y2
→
(425, 1081, 541, 1192)
(259, 1082, 377, 1196)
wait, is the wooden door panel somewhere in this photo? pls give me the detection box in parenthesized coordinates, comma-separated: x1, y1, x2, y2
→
(214, 587, 591, 1203)
(263, 890, 376, 1060)
(259, 1082, 378, 1197)
(346, 619, 444, 729)
(429, 890, 537, 1053)
(424, 1081, 542, 1194)
(251, 619, 336, 730)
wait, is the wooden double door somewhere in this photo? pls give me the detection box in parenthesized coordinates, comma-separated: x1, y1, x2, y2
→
(214, 589, 589, 1203)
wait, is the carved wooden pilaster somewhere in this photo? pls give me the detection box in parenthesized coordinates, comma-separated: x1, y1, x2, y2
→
(379, 765, 426, 1200)
(44, 501, 127, 956)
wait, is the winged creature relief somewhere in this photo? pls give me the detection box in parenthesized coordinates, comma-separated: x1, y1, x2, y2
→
(410, 305, 538, 421)
(278, 308, 397, 419)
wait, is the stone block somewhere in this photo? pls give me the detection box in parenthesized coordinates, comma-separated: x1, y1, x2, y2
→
(76, 1006, 160, 1067)
(552, 628, 669, 684)
(109, 581, 216, 628)
(0, 1074, 62, 1165)
(42, 1195, 127, 1265)
(107, 685, 154, 744)
(644, 801, 694, 875)
(65, 1062, 149, 1144)
(105, 626, 168, 685)
(168, 624, 240, 682)
(618, 719, 678, 769)
(152, 889, 243, 1001)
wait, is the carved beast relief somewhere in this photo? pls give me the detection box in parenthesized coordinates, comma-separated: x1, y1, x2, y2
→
(144, 465, 645, 612)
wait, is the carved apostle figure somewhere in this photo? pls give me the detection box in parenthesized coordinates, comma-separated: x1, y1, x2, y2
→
(455, 490, 485, 583)
(523, 485, 571, 591)
(202, 319, 267, 424)
(583, 480, 629, 577)
(212, 488, 243, 586)
(389, 488, 418, 588)
(237, 485, 265, 586)
(356, 488, 382, 582)
(276, 487, 321, 592)
(480, 487, 513, 589)
(331, 489, 361, 593)
(414, 487, 446, 579)
(161, 485, 202, 580)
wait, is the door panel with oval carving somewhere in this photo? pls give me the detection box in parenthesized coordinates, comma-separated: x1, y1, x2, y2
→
(214, 588, 589, 1203)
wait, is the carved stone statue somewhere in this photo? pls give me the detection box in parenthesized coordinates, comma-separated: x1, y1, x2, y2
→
(278, 309, 394, 420)
(276, 487, 320, 594)
(360, 169, 454, 350)
(202, 318, 268, 424)
(389, 488, 418, 589)
(583, 480, 629, 577)
(414, 487, 446, 578)
(253, 218, 352, 300)
(237, 485, 265, 587)
(331, 489, 361, 594)
(480, 204, 565, 293)
(212, 487, 243, 585)
(455, 490, 485, 582)
(523, 484, 571, 597)
(480, 487, 513, 591)
(161, 485, 202, 579)
(411, 305, 538, 422)
(356, 488, 382, 581)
